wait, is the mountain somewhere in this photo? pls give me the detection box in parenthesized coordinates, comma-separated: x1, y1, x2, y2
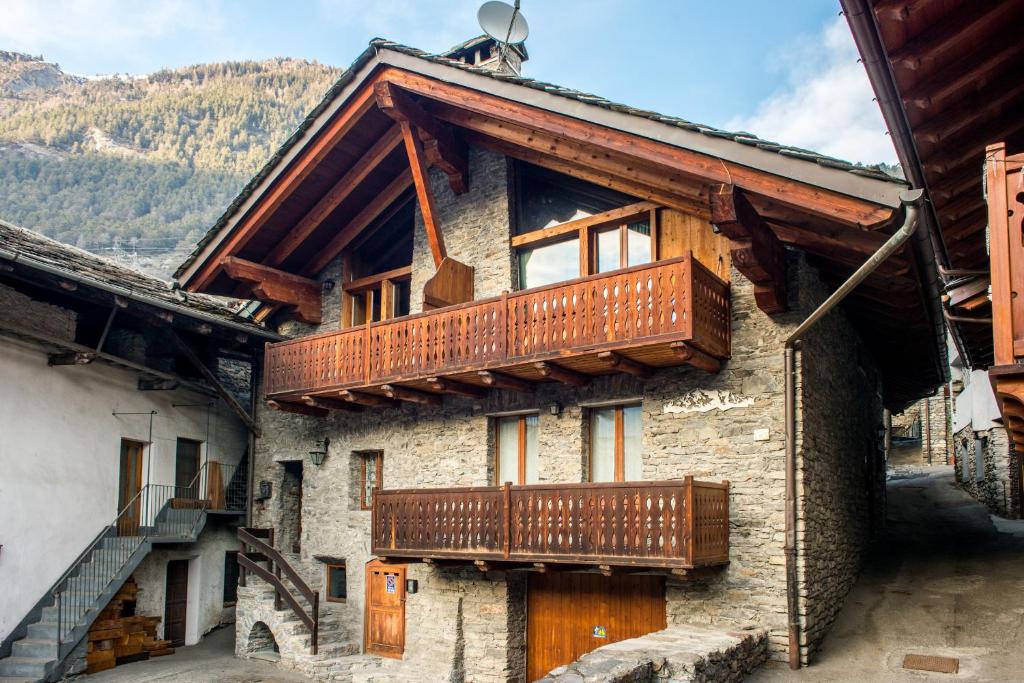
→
(0, 51, 341, 278)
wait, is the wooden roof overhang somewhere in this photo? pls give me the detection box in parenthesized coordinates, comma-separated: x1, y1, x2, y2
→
(177, 44, 948, 408)
(844, 0, 1024, 370)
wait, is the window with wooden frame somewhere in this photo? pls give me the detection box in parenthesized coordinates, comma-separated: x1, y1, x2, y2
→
(513, 203, 658, 290)
(341, 267, 412, 327)
(325, 561, 347, 603)
(357, 450, 383, 510)
(494, 414, 539, 485)
(589, 404, 642, 482)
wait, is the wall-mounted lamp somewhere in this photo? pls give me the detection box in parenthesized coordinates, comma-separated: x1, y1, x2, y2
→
(322, 279, 336, 292)
(548, 402, 563, 416)
(308, 437, 331, 467)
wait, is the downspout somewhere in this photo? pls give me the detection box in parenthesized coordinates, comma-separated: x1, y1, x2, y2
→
(784, 188, 924, 668)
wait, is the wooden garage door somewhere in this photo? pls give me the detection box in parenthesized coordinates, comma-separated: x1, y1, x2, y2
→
(527, 573, 666, 681)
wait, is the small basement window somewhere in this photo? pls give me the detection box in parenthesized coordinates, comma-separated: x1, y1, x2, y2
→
(326, 562, 347, 603)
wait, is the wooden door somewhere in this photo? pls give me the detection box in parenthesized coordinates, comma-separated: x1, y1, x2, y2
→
(175, 438, 201, 491)
(527, 573, 666, 681)
(164, 560, 189, 647)
(118, 440, 144, 536)
(364, 561, 406, 658)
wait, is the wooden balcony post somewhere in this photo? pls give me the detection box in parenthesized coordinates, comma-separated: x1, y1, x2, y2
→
(502, 482, 512, 559)
(987, 143, 1014, 365)
(684, 475, 695, 565)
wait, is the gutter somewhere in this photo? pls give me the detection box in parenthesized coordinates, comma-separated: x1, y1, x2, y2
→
(0, 246, 283, 341)
(842, 0, 962, 376)
(784, 188, 924, 668)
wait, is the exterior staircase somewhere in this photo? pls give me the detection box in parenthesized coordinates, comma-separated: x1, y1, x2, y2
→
(0, 484, 209, 683)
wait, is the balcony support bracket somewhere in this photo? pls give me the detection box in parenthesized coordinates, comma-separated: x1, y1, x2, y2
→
(381, 384, 443, 406)
(339, 390, 401, 409)
(478, 370, 535, 393)
(535, 361, 590, 387)
(597, 351, 653, 378)
(427, 376, 488, 398)
(267, 399, 327, 418)
(670, 342, 721, 373)
(301, 395, 363, 412)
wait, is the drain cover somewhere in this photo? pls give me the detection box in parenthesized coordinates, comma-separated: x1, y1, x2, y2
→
(903, 654, 960, 674)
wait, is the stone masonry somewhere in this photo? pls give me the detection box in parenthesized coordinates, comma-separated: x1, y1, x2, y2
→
(891, 394, 951, 465)
(242, 142, 888, 678)
(954, 424, 1016, 517)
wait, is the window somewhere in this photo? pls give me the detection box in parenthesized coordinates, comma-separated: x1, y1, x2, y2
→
(495, 414, 539, 485)
(223, 551, 239, 605)
(358, 450, 383, 510)
(517, 239, 581, 290)
(325, 562, 347, 603)
(342, 268, 412, 327)
(589, 404, 642, 482)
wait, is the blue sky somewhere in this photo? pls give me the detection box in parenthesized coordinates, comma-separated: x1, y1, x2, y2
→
(0, 0, 897, 163)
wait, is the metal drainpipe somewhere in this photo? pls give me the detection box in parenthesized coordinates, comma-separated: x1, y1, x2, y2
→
(784, 188, 924, 668)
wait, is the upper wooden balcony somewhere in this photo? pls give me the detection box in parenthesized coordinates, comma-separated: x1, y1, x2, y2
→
(371, 478, 730, 571)
(263, 254, 730, 406)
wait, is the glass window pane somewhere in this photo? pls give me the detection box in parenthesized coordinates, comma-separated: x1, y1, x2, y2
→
(524, 415, 539, 484)
(627, 221, 652, 267)
(328, 565, 346, 600)
(352, 293, 366, 325)
(622, 405, 642, 481)
(590, 408, 615, 482)
(518, 239, 580, 289)
(363, 456, 378, 506)
(497, 417, 520, 484)
(595, 228, 621, 273)
(394, 279, 411, 317)
(370, 288, 381, 322)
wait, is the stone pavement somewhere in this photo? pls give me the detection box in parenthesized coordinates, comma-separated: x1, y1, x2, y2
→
(750, 465, 1024, 682)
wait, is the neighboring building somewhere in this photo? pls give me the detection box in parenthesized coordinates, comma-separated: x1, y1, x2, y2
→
(0, 220, 279, 680)
(845, 1, 1024, 521)
(175, 35, 949, 679)
(889, 392, 951, 467)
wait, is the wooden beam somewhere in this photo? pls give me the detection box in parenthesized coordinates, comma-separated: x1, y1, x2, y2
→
(267, 399, 327, 418)
(710, 184, 788, 314)
(597, 351, 652, 378)
(168, 329, 261, 436)
(399, 120, 447, 268)
(265, 126, 404, 267)
(381, 384, 443, 406)
(301, 395, 363, 412)
(222, 256, 322, 324)
(304, 170, 413, 276)
(474, 560, 492, 573)
(887, 1, 1020, 71)
(477, 370, 534, 393)
(534, 361, 590, 387)
(338, 390, 400, 408)
(426, 376, 488, 398)
(914, 76, 1024, 145)
(670, 342, 721, 373)
(901, 39, 1024, 110)
(48, 351, 95, 366)
(375, 81, 468, 194)
(381, 68, 895, 229)
(768, 223, 909, 278)
(189, 81, 379, 290)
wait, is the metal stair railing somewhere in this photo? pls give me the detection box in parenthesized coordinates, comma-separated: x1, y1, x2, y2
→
(237, 527, 319, 655)
(51, 481, 208, 656)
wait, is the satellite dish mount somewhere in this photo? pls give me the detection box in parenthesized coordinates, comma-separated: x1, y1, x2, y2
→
(478, 1, 529, 73)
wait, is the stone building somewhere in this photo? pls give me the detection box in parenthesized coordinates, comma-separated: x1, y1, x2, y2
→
(175, 36, 948, 679)
(890, 392, 951, 466)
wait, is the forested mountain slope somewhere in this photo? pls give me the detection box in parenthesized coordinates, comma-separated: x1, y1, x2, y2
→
(0, 51, 340, 277)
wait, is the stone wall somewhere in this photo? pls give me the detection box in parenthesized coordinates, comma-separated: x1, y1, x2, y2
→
(890, 394, 951, 465)
(954, 425, 1015, 517)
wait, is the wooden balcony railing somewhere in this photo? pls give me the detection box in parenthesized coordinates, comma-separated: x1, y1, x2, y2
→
(371, 478, 729, 569)
(263, 254, 730, 399)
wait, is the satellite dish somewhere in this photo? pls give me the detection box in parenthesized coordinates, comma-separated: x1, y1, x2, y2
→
(478, 1, 529, 45)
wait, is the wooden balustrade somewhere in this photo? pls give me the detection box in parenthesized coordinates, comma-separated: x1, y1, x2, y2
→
(371, 478, 729, 569)
(264, 254, 731, 398)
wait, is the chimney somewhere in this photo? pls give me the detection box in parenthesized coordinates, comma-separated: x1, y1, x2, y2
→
(441, 35, 528, 76)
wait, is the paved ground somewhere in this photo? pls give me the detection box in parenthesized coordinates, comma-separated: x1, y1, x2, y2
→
(751, 465, 1024, 682)
(79, 626, 312, 682)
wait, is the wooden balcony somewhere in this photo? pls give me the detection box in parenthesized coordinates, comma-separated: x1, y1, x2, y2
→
(263, 254, 730, 405)
(371, 478, 729, 571)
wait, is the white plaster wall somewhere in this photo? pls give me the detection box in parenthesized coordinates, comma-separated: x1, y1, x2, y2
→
(132, 524, 241, 645)
(0, 335, 249, 641)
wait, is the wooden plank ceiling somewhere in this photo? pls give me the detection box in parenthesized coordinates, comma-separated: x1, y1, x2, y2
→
(187, 64, 946, 407)
(868, 0, 1024, 367)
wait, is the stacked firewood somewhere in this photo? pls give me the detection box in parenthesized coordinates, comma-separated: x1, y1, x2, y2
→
(85, 577, 174, 673)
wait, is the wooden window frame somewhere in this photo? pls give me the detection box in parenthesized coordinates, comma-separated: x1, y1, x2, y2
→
(325, 561, 347, 603)
(511, 201, 658, 286)
(358, 450, 384, 510)
(494, 414, 537, 485)
(341, 266, 412, 328)
(588, 403, 641, 483)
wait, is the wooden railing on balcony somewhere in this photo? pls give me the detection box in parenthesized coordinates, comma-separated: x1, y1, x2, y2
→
(264, 254, 730, 398)
(371, 477, 729, 569)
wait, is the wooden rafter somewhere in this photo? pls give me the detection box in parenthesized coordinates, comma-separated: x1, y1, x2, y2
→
(379, 68, 895, 229)
(301, 395, 362, 412)
(887, 1, 1019, 71)
(381, 384, 442, 406)
(710, 184, 788, 314)
(398, 119, 447, 268)
(478, 371, 534, 393)
(222, 256, 322, 324)
(426, 376, 488, 398)
(375, 81, 468, 194)
(339, 390, 400, 408)
(597, 351, 652, 378)
(534, 361, 590, 387)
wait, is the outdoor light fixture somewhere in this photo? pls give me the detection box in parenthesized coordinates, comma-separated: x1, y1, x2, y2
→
(308, 437, 331, 467)
(548, 402, 563, 416)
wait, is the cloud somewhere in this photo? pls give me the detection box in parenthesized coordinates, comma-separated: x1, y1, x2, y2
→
(725, 17, 896, 165)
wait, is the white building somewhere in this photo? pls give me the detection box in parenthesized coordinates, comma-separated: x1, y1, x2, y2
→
(0, 220, 279, 680)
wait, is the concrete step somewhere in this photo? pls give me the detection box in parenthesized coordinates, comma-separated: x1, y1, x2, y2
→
(0, 657, 48, 678)
(0, 676, 40, 683)
(26, 623, 57, 640)
(11, 639, 57, 660)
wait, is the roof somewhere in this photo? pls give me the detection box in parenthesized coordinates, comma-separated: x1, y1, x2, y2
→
(174, 37, 903, 280)
(0, 218, 276, 337)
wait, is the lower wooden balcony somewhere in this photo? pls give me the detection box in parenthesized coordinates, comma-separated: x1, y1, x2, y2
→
(263, 254, 730, 408)
(371, 478, 730, 572)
